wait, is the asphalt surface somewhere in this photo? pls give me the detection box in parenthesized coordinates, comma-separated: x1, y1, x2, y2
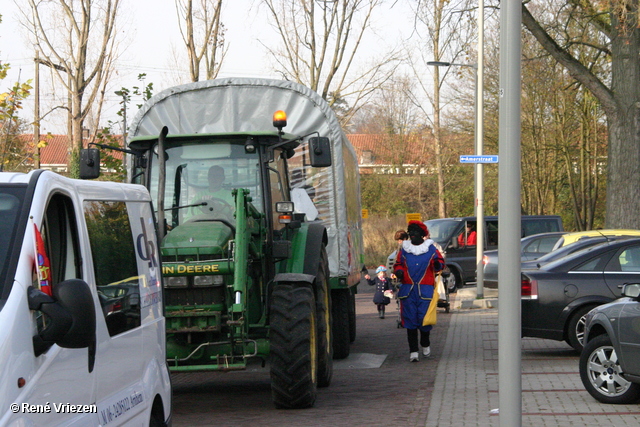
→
(170, 282, 640, 426)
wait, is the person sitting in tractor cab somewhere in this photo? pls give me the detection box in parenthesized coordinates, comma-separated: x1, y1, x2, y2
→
(188, 165, 235, 221)
(457, 223, 477, 246)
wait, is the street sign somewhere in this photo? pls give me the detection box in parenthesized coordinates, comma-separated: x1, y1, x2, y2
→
(459, 155, 499, 163)
(361, 209, 369, 219)
(406, 213, 422, 223)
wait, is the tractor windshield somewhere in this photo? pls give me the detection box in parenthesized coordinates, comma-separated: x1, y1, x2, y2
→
(148, 140, 262, 229)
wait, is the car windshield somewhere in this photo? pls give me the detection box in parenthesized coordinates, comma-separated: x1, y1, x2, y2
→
(424, 219, 461, 245)
(0, 185, 27, 301)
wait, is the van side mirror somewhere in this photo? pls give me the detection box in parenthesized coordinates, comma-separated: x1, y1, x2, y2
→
(79, 148, 101, 179)
(450, 236, 459, 249)
(309, 137, 332, 167)
(28, 279, 96, 357)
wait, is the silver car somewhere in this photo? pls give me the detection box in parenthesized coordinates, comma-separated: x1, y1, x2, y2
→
(580, 283, 640, 404)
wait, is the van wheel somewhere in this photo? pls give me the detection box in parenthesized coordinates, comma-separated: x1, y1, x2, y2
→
(331, 288, 351, 359)
(567, 305, 596, 352)
(447, 268, 462, 293)
(270, 285, 317, 409)
(315, 247, 333, 388)
(148, 397, 165, 427)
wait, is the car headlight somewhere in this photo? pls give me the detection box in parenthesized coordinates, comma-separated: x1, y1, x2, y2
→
(163, 276, 188, 287)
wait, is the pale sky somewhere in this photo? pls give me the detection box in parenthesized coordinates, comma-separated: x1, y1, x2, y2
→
(0, 1, 414, 134)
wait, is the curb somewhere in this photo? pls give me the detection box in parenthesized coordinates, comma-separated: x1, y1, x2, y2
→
(454, 287, 499, 309)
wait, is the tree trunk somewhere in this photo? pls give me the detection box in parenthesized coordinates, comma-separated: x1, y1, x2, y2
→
(605, 7, 640, 228)
(522, 3, 640, 228)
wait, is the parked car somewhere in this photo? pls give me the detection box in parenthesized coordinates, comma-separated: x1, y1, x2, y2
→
(485, 230, 640, 288)
(520, 235, 637, 270)
(425, 215, 563, 291)
(552, 229, 640, 250)
(482, 232, 566, 288)
(580, 283, 640, 404)
(521, 237, 640, 352)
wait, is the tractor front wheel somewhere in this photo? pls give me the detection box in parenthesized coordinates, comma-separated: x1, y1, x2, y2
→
(270, 284, 318, 409)
(315, 247, 333, 388)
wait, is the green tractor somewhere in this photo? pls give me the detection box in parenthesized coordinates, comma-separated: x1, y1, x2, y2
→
(81, 78, 364, 409)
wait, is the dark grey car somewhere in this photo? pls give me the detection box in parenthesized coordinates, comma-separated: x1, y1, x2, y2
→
(482, 232, 565, 288)
(580, 283, 640, 404)
(521, 238, 640, 351)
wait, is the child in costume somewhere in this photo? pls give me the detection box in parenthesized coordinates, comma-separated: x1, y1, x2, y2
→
(364, 265, 392, 318)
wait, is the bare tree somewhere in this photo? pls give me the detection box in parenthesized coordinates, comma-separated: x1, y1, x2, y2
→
(260, 0, 399, 125)
(407, 0, 474, 218)
(23, 0, 121, 177)
(522, 0, 640, 228)
(176, 0, 227, 82)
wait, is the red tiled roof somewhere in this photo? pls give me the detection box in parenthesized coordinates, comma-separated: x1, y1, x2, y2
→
(18, 134, 124, 167)
(347, 134, 435, 166)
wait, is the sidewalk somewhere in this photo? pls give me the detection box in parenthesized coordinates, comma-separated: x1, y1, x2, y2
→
(428, 287, 640, 426)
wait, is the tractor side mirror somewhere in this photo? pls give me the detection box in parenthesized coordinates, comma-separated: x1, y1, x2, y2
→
(309, 137, 332, 167)
(79, 148, 101, 179)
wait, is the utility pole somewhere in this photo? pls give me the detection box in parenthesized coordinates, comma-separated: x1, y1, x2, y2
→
(34, 51, 41, 169)
(34, 54, 70, 170)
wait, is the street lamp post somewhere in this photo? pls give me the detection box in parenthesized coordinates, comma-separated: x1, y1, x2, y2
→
(427, 60, 485, 297)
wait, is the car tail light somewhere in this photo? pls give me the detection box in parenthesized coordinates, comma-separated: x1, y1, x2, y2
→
(482, 255, 489, 266)
(521, 276, 538, 299)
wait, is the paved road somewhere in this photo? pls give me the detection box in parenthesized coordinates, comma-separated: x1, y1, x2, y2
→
(170, 283, 640, 426)
(171, 282, 451, 426)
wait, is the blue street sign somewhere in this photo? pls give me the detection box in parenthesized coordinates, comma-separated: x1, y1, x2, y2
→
(459, 155, 499, 163)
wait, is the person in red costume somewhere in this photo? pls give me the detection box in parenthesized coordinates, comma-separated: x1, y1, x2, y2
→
(393, 220, 445, 362)
(457, 223, 477, 246)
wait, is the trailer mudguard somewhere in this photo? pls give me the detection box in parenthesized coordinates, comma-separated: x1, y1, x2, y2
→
(302, 223, 329, 276)
(273, 273, 316, 285)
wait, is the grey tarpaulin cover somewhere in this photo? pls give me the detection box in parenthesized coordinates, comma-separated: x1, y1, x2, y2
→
(128, 78, 364, 282)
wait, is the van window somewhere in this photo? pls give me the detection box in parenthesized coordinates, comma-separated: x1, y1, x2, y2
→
(84, 201, 141, 336)
(0, 186, 26, 297)
(522, 218, 563, 236)
(42, 194, 82, 285)
(425, 219, 462, 246)
(486, 220, 499, 246)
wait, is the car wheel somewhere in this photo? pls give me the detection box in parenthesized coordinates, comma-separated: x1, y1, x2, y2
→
(579, 334, 640, 404)
(447, 268, 462, 293)
(567, 305, 596, 352)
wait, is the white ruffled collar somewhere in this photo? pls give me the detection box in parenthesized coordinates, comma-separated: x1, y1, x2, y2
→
(402, 238, 434, 255)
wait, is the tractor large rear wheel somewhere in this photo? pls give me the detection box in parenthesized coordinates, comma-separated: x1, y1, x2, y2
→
(270, 284, 318, 409)
(331, 288, 351, 359)
(315, 247, 333, 388)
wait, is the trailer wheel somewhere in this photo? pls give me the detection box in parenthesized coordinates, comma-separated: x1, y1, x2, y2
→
(270, 284, 318, 409)
(331, 288, 350, 359)
(348, 289, 356, 343)
(315, 246, 333, 388)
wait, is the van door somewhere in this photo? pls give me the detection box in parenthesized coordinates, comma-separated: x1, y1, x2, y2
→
(25, 193, 98, 425)
(84, 200, 147, 425)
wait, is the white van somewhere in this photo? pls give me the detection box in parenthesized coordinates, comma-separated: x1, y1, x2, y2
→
(0, 170, 171, 426)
